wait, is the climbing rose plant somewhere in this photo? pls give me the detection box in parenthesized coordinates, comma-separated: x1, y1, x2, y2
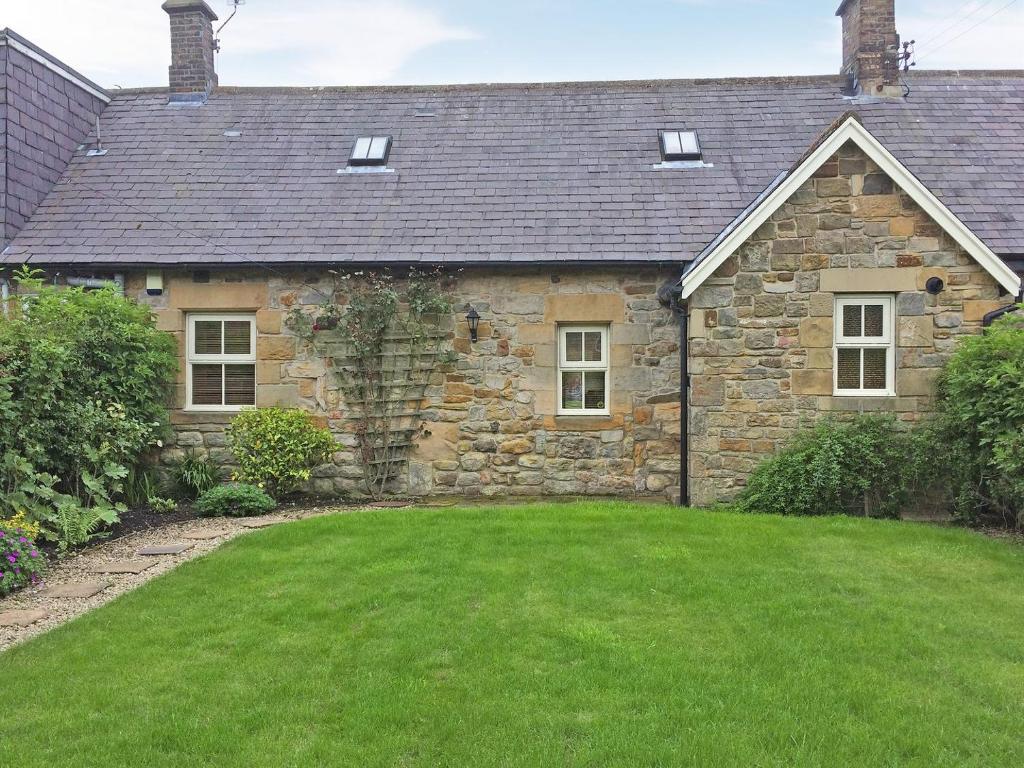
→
(287, 268, 454, 499)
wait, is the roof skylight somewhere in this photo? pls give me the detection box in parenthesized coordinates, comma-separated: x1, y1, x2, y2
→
(659, 130, 702, 162)
(350, 136, 392, 166)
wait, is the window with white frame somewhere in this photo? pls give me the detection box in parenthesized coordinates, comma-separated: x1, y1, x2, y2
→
(833, 296, 895, 396)
(558, 325, 610, 415)
(186, 314, 257, 410)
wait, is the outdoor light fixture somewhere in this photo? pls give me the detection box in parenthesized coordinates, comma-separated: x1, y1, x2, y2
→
(465, 306, 481, 342)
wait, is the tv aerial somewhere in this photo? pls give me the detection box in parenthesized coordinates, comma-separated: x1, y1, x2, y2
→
(215, 0, 245, 52)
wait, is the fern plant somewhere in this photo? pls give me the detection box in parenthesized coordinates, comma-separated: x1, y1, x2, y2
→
(51, 503, 108, 553)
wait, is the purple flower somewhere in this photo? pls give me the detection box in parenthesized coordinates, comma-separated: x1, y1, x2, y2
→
(6, 554, 15, 563)
(14, 568, 20, 575)
(18, 536, 27, 544)
(30, 550, 38, 558)
(0, 531, 5, 538)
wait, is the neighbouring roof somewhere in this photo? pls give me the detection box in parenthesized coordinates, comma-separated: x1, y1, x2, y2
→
(3, 71, 1024, 267)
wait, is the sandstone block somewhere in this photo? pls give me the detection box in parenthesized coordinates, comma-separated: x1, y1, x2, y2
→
(258, 336, 296, 361)
(799, 317, 833, 348)
(897, 368, 940, 397)
(792, 369, 832, 395)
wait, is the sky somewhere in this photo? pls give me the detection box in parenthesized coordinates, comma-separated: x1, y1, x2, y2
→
(3, 0, 1022, 89)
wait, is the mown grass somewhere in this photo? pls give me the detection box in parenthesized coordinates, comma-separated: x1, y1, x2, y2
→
(1, 502, 1022, 767)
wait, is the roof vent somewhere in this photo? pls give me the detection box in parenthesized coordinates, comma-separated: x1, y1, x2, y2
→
(349, 136, 392, 166)
(659, 130, 702, 162)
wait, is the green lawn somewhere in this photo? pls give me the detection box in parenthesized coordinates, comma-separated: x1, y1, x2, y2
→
(2, 503, 1023, 767)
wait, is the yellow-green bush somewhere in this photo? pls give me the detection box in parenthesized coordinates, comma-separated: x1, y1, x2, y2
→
(226, 408, 336, 496)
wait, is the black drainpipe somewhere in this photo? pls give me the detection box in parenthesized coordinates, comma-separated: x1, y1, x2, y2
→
(982, 279, 1024, 328)
(658, 277, 689, 507)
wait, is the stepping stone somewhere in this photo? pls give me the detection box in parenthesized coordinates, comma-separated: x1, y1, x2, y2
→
(240, 518, 279, 529)
(38, 581, 110, 599)
(181, 529, 230, 541)
(0, 608, 48, 627)
(137, 543, 192, 556)
(87, 560, 155, 575)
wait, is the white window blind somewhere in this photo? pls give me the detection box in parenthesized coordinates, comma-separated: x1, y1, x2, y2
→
(186, 314, 257, 410)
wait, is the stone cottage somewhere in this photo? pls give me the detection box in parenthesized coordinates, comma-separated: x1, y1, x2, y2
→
(1, 0, 1022, 504)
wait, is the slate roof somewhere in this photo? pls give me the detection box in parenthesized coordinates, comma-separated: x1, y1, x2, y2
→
(3, 71, 1023, 267)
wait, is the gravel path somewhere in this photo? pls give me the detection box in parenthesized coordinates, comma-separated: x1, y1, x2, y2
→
(0, 505, 355, 652)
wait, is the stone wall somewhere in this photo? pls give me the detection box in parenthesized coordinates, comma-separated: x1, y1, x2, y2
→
(132, 267, 683, 500)
(686, 140, 1013, 505)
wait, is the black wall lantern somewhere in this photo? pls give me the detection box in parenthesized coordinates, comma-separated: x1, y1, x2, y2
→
(465, 306, 481, 343)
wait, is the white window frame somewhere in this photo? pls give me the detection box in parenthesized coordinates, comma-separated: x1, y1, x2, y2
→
(833, 295, 896, 397)
(185, 313, 257, 412)
(557, 324, 611, 416)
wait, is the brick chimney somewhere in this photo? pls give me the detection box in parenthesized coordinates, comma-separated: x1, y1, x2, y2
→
(162, 0, 218, 101)
(837, 0, 902, 97)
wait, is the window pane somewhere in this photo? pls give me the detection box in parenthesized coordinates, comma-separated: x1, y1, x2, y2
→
(837, 348, 861, 389)
(662, 131, 682, 157)
(223, 320, 252, 355)
(584, 331, 603, 362)
(863, 349, 888, 390)
(192, 364, 223, 405)
(863, 304, 884, 337)
(679, 131, 699, 156)
(584, 371, 606, 410)
(564, 332, 583, 363)
(224, 364, 256, 406)
(842, 305, 862, 338)
(561, 371, 583, 410)
(352, 137, 371, 160)
(194, 320, 222, 355)
(368, 136, 388, 160)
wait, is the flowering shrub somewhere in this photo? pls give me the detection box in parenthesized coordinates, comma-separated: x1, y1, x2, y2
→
(0, 511, 41, 540)
(0, 522, 45, 595)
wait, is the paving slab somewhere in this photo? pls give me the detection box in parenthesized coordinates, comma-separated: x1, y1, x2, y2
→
(38, 581, 110, 599)
(137, 543, 193, 556)
(181, 529, 230, 540)
(0, 608, 49, 627)
(87, 560, 156, 575)
(240, 519, 280, 529)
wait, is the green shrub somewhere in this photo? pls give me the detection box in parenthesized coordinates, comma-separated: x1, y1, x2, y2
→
(0, 521, 45, 594)
(737, 415, 933, 518)
(147, 497, 179, 514)
(937, 310, 1024, 526)
(195, 483, 276, 518)
(226, 408, 336, 496)
(170, 451, 223, 500)
(0, 268, 177, 548)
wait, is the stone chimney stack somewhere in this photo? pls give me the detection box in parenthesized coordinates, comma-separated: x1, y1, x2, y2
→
(837, 0, 902, 97)
(162, 0, 219, 101)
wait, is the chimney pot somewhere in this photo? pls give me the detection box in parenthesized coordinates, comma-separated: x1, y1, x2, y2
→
(162, 0, 219, 100)
(836, 0, 902, 97)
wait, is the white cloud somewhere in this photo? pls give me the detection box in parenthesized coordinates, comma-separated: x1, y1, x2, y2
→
(1, 0, 477, 88)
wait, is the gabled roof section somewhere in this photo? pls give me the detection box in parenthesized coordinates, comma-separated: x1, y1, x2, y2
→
(679, 114, 1022, 299)
(2, 72, 1023, 267)
(0, 28, 109, 103)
